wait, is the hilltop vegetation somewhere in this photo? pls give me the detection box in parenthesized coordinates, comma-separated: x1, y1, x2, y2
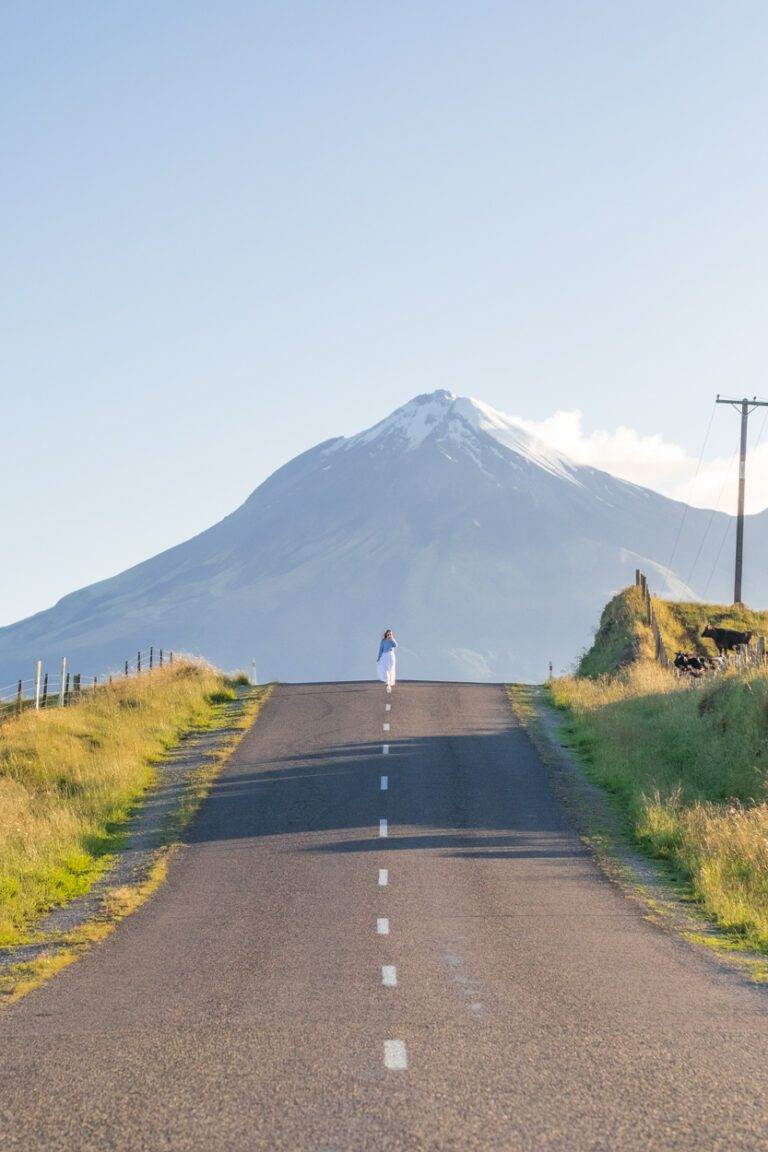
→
(0, 662, 253, 947)
(579, 584, 768, 677)
(555, 587, 768, 951)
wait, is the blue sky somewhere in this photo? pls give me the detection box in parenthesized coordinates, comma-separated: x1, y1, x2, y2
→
(3, 2, 768, 624)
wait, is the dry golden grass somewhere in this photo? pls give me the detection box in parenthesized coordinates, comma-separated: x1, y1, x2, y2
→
(0, 660, 237, 947)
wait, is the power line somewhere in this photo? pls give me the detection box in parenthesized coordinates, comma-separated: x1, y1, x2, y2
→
(716, 395, 768, 604)
(666, 401, 716, 577)
(684, 449, 737, 591)
(703, 405, 768, 599)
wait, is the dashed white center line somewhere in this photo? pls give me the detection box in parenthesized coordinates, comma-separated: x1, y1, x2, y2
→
(382, 965, 397, 987)
(382, 744, 389, 754)
(380, 775, 388, 791)
(378, 868, 388, 886)
(385, 703, 391, 712)
(377, 917, 390, 936)
(384, 1040, 408, 1070)
(379, 818, 388, 838)
(383, 722, 390, 732)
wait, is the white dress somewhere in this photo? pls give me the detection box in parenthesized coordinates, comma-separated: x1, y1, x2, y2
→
(377, 646, 397, 687)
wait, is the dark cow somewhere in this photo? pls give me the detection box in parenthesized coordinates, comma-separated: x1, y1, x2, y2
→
(674, 651, 707, 677)
(701, 624, 753, 654)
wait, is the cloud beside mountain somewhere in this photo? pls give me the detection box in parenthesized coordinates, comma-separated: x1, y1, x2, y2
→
(514, 409, 768, 514)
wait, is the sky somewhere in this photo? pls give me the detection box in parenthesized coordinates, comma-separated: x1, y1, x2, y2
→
(3, 2, 768, 625)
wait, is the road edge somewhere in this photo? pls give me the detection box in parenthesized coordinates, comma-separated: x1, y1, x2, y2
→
(508, 683, 768, 987)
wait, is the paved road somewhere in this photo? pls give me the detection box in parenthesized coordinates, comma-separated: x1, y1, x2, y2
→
(2, 681, 768, 1151)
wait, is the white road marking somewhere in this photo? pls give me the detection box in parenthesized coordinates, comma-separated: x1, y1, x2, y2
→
(380, 775, 388, 791)
(379, 818, 388, 838)
(377, 917, 390, 935)
(385, 703, 391, 712)
(378, 868, 388, 886)
(383, 722, 390, 731)
(384, 1040, 407, 1070)
(382, 744, 389, 754)
(382, 965, 397, 987)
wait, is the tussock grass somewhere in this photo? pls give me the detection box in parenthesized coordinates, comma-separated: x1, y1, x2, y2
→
(552, 658, 768, 949)
(0, 661, 239, 947)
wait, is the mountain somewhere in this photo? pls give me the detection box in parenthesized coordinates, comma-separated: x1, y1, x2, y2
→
(2, 390, 767, 684)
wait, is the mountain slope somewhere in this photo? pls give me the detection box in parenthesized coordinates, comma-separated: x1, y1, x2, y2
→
(2, 390, 765, 683)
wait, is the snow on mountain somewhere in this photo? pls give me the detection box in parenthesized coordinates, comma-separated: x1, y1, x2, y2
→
(0, 390, 764, 685)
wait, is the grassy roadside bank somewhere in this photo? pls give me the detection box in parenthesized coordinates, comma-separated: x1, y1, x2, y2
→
(550, 657, 768, 952)
(0, 661, 252, 948)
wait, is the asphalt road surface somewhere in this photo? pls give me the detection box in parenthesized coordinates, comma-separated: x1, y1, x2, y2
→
(2, 681, 768, 1151)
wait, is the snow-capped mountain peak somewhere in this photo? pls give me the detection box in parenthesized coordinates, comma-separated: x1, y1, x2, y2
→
(337, 389, 578, 483)
(0, 387, 747, 687)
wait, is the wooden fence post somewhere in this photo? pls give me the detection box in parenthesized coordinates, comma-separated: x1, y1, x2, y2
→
(16, 679, 22, 715)
(137, 651, 141, 675)
(34, 660, 42, 711)
(64, 672, 70, 706)
(170, 651, 174, 666)
(149, 646, 153, 672)
(124, 660, 129, 677)
(59, 657, 67, 707)
(42, 672, 48, 707)
(159, 648, 164, 668)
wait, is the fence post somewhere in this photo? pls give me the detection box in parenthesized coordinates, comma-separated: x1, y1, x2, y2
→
(59, 657, 67, 707)
(74, 673, 81, 699)
(34, 660, 42, 711)
(159, 648, 164, 668)
(16, 679, 22, 715)
(137, 651, 141, 675)
(124, 660, 129, 677)
(170, 651, 174, 666)
(64, 672, 70, 706)
(149, 646, 153, 672)
(42, 672, 48, 707)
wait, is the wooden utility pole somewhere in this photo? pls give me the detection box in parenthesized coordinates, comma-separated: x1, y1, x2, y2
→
(716, 395, 768, 605)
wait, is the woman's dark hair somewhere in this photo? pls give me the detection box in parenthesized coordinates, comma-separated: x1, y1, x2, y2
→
(383, 629, 393, 639)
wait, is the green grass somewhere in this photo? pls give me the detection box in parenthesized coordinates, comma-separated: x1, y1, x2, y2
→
(0, 661, 249, 947)
(553, 638, 768, 950)
(578, 585, 656, 677)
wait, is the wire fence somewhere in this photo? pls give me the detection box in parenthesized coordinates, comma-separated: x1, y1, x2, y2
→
(0, 646, 177, 722)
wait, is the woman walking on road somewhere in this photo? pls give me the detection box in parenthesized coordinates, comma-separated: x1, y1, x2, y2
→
(377, 629, 398, 692)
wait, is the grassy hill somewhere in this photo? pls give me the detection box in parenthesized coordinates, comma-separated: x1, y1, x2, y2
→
(554, 584, 768, 952)
(579, 586, 768, 677)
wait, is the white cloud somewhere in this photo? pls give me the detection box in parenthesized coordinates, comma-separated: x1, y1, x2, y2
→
(513, 409, 768, 514)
